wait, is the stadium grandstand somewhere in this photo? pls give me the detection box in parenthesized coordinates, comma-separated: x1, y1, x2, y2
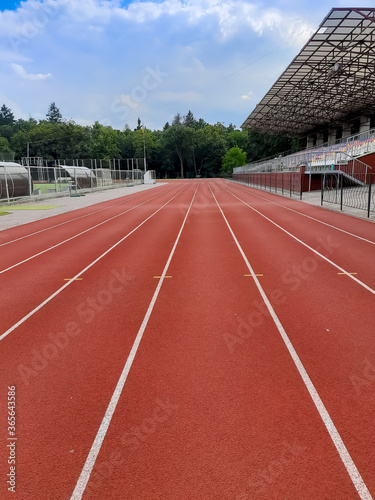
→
(235, 7, 375, 213)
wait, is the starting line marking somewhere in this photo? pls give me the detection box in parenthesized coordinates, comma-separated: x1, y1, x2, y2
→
(244, 274, 263, 277)
(337, 272, 357, 275)
(64, 278, 83, 281)
(153, 276, 172, 278)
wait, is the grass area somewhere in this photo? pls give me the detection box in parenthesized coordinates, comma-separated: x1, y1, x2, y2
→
(0, 211, 10, 216)
(33, 183, 64, 194)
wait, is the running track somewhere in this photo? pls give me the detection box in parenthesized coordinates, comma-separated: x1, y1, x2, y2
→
(0, 179, 374, 499)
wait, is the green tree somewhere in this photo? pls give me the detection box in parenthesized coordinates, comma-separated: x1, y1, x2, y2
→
(0, 136, 11, 152)
(46, 102, 62, 123)
(194, 123, 227, 177)
(0, 104, 15, 126)
(183, 110, 197, 128)
(221, 146, 247, 176)
(172, 113, 182, 126)
(163, 124, 194, 178)
(135, 117, 142, 131)
(90, 122, 121, 159)
(227, 129, 248, 151)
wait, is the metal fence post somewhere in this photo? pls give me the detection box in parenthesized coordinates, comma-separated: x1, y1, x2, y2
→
(340, 173, 343, 211)
(290, 175, 292, 197)
(368, 174, 372, 218)
(4, 166, 10, 202)
(321, 173, 324, 206)
(300, 173, 303, 200)
(54, 166, 57, 193)
(282, 174, 284, 195)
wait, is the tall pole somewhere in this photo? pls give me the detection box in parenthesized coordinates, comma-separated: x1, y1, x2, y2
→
(142, 124, 146, 173)
(27, 142, 32, 197)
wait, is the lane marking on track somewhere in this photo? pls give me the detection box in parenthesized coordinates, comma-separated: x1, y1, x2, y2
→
(225, 180, 375, 245)
(0, 185, 190, 343)
(0, 186, 181, 275)
(218, 183, 375, 296)
(0, 184, 173, 248)
(208, 183, 373, 500)
(70, 185, 199, 500)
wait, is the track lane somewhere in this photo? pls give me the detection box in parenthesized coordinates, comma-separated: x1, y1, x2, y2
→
(0, 184, 197, 500)
(74, 181, 364, 499)
(1, 179, 373, 499)
(225, 180, 375, 243)
(211, 180, 375, 496)
(0, 184, 177, 247)
(0, 184, 181, 272)
(218, 181, 375, 292)
(0, 185, 189, 336)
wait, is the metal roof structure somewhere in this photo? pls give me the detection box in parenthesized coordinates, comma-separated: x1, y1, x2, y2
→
(241, 8, 375, 135)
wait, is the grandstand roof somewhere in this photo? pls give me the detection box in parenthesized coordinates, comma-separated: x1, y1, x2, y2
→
(241, 8, 375, 135)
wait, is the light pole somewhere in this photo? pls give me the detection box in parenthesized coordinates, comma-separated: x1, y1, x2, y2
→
(142, 123, 147, 173)
(26, 142, 32, 197)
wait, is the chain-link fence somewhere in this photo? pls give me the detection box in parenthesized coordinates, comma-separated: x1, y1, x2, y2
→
(0, 158, 146, 201)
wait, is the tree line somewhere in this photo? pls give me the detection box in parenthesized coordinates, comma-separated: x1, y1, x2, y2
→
(0, 103, 301, 178)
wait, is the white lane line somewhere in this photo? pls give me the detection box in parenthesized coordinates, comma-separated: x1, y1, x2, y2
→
(225, 180, 375, 245)
(0, 185, 190, 343)
(208, 183, 373, 500)
(0, 184, 172, 248)
(218, 183, 375, 295)
(0, 186, 179, 275)
(70, 185, 199, 500)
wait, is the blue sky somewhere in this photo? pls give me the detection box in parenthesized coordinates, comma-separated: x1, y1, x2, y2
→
(0, 0, 373, 131)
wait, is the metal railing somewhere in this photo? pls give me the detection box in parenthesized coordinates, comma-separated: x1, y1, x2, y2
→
(234, 150, 372, 191)
(234, 127, 375, 177)
(321, 173, 374, 217)
(232, 171, 303, 199)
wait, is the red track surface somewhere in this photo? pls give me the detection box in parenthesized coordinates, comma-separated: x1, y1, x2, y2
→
(0, 179, 374, 500)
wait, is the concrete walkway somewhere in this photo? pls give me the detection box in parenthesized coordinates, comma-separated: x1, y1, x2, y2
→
(0, 183, 165, 231)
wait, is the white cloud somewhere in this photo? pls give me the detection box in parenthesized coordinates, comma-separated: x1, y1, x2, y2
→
(0, 0, 313, 43)
(11, 63, 52, 80)
(0, 0, 325, 129)
(241, 91, 253, 100)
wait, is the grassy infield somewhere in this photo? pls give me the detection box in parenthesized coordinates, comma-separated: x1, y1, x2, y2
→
(1, 183, 59, 216)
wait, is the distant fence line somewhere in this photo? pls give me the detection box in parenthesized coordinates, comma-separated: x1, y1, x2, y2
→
(232, 171, 303, 198)
(0, 159, 147, 202)
(20, 157, 145, 170)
